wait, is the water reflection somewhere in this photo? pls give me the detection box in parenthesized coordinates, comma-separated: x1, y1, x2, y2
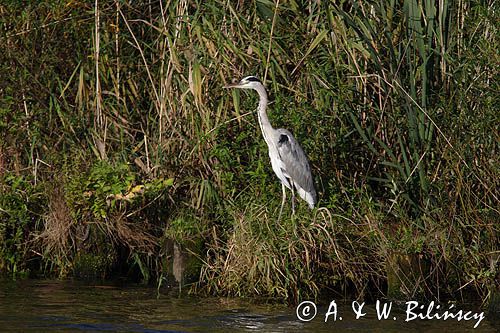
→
(0, 279, 497, 332)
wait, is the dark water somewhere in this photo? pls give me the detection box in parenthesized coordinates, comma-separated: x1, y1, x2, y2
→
(0, 279, 498, 332)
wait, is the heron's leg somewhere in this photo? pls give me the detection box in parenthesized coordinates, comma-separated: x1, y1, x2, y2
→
(278, 183, 286, 221)
(291, 185, 296, 215)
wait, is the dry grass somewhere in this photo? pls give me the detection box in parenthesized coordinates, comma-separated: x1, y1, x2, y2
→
(198, 204, 385, 302)
(103, 213, 157, 253)
(35, 187, 74, 274)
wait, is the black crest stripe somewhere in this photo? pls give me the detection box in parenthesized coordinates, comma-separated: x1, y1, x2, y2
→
(246, 76, 261, 82)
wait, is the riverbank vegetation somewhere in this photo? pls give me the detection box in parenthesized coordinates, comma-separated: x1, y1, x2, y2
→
(0, 0, 498, 306)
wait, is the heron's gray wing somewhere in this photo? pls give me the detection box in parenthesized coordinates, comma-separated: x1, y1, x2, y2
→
(276, 129, 316, 197)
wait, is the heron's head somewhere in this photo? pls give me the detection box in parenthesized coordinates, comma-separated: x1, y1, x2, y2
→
(224, 76, 263, 90)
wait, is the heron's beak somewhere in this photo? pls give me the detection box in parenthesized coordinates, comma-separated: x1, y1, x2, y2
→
(223, 82, 242, 89)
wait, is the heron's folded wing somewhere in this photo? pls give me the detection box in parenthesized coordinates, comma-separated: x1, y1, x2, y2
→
(276, 129, 315, 196)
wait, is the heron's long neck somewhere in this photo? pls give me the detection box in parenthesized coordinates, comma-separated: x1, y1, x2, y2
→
(255, 85, 274, 146)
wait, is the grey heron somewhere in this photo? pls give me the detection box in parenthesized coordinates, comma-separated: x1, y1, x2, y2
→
(224, 76, 317, 218)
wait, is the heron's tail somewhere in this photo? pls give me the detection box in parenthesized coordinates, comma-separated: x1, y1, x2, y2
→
(296, 186, 317, 209)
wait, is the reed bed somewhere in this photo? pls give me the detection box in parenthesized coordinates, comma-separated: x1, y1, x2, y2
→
(0, 0, 498, 305)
